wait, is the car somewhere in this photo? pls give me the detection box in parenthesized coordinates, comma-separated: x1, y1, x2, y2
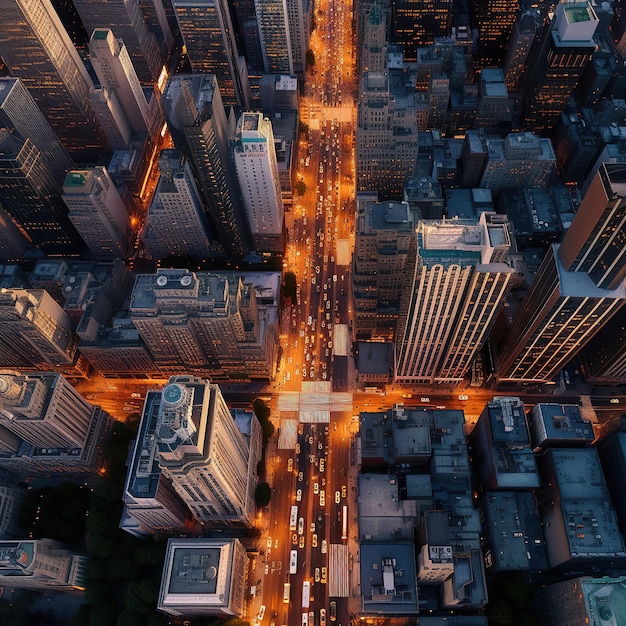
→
(335, 491, 341, 504)
(298, 471, 304, 481)
(299, 535, 305, 549)
(341, 485, 347, 498)
(297, 489, 302, 502)
(320, 458, 325, 473)
(321, 566, 327, 583)
(320, 491, 326, 506)
(320, 608, 327, 626)
(310, 522, 316, 533)
(258, 605, 266, 621)
(312, 534, 318, 548)
(292, 533, 298, 545)
(315, 567, 320, 582)
(131, 392, 142, 398)
(330, 600, 337, 621)
(314, 483, 319, 494)
(264, 564, 269, 575)
(458, 395, 469, 401)
(266, 538, 272, 550)
(296, 443, 301, 454)
(610, 398, 620, 404)
(321, 539, 327, 553)
(298, 517, 304, 535)
(288, 458, 294, 472)
(420, 397, 430, 403)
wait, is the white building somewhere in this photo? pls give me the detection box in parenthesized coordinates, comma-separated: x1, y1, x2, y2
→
(232, 112, 285, 253)
(62, 168, 129, 260)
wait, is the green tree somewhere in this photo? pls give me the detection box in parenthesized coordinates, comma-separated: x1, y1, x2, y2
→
(255, 482, 272, 507)
(294, 180, 306, 196)
(282, 271, 297, 301)
(253, 399, 275, 445)
(305, 49, 315, 70)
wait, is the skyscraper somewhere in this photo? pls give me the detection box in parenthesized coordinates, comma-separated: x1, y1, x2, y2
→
(522, 1, 598, 135)
(142, 149, 216, 260)
(473, 0, 519, 67)
(0, 0, 106, 161)
(129, 268, 274, 380)
(0, 371, 112, 475)
(72, 0, 165, 83)
(395, 213, 515, 384)
(88, 29, 152, 137)
(285, 0, 310, 77)
(232, 112, 285, 254)
(153, 376, 260, 528)
(392, 0, 452, 59)
(255, 0, 293, 74)
(172, 0, 250, 107)
(163, 75, 250, 259)
(497, 164, 626, 384)
(62, 168, 129, 261)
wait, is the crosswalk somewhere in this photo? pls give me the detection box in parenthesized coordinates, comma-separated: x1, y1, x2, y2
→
(328, 543, 349, 597)
(277, 387, 353, 424)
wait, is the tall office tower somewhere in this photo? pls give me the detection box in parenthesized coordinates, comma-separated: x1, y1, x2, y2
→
(158, 538, 248, 617)
(154, 377, 260, 528)
(503, 9, 543, 93)
(0, 289, 81, 373)
(0, 469, 27, 539)
(395, 213, 514, 384)
(62, 168, 129, 261)
(473, 0, 519, 67)
(0, 539, 87, 590)
(357, 71, 419, 199)
(497, 164, 626, 385)
(427, 76, 450, 133)
(0, 371, 112, 476)
(72, 0, 164, 84)
(0, 78, 84, 256)
(163, 75, 250, 259)
(522, 2, 598, 136)
(362, 3, 387, 72)
(129, 269, 274, 380)
(142, 149, 216, 260)
(89, 29, 151, 138)
(255, 0, 293, 74)
(392, 0, 452, 60)
(352, 194, 417, 341)
(138, 0, 175, 52)
(172, 0, 250, 107)
(229, 0, 264, 73)
(0, 0, 106, 162)
(232, 112, 285, 254)
(286, 0, 310, 77)
(474, 68, 511, 134)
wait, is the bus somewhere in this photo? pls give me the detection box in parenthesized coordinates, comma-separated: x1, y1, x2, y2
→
(290, 505, 298, 531)
(302, 580, 310, 608)
(289, 549, 298, 574)
(283, 582, 291, 604)
(341, 504, 348, 540)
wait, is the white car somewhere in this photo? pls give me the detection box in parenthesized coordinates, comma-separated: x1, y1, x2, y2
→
(321, 539, 327, 554)
(421, 397, 430, 403)
(335, 491, 341, 504)
(458, 395, 469, 401)
(297, 489, 302, 501)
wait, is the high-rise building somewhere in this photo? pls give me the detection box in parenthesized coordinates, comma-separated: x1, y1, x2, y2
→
(474, 68, 511, 134)
(0, 205, 29, 260)
(0, 0, 106, 162)
(157, 538, 248, 617)
(391, 0, 452, 60)
(88, 29, 152, 142)
(0, 289, 84, 374)
(357, 71, 419, 199)
(352, 195, 417, 341)
(72, 0, 166, 84)
(522, 2, 598, 135)
(503, 9, 542, 93)
(395, 213, 514, 384)
(497, 164, 626, 385)
(0, 371, 112, 476)
(229, 0, 264, 73)
(154, 376, 260, 528)
(62, 168, 129, 261)
(171, 0, 250, 107)
(473, 0, 519, 67)
(142, 149, 216, 260)
(285, 0, 310, 77)
(255, 0, 293, 74)
(0, 538, 87, 590)
(129, 268, 275, 380)
(163, 75, 250, 259)
(232, 112, 285, 254)
(0, 78, 85, 256)
(362, 3, 387, 73)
